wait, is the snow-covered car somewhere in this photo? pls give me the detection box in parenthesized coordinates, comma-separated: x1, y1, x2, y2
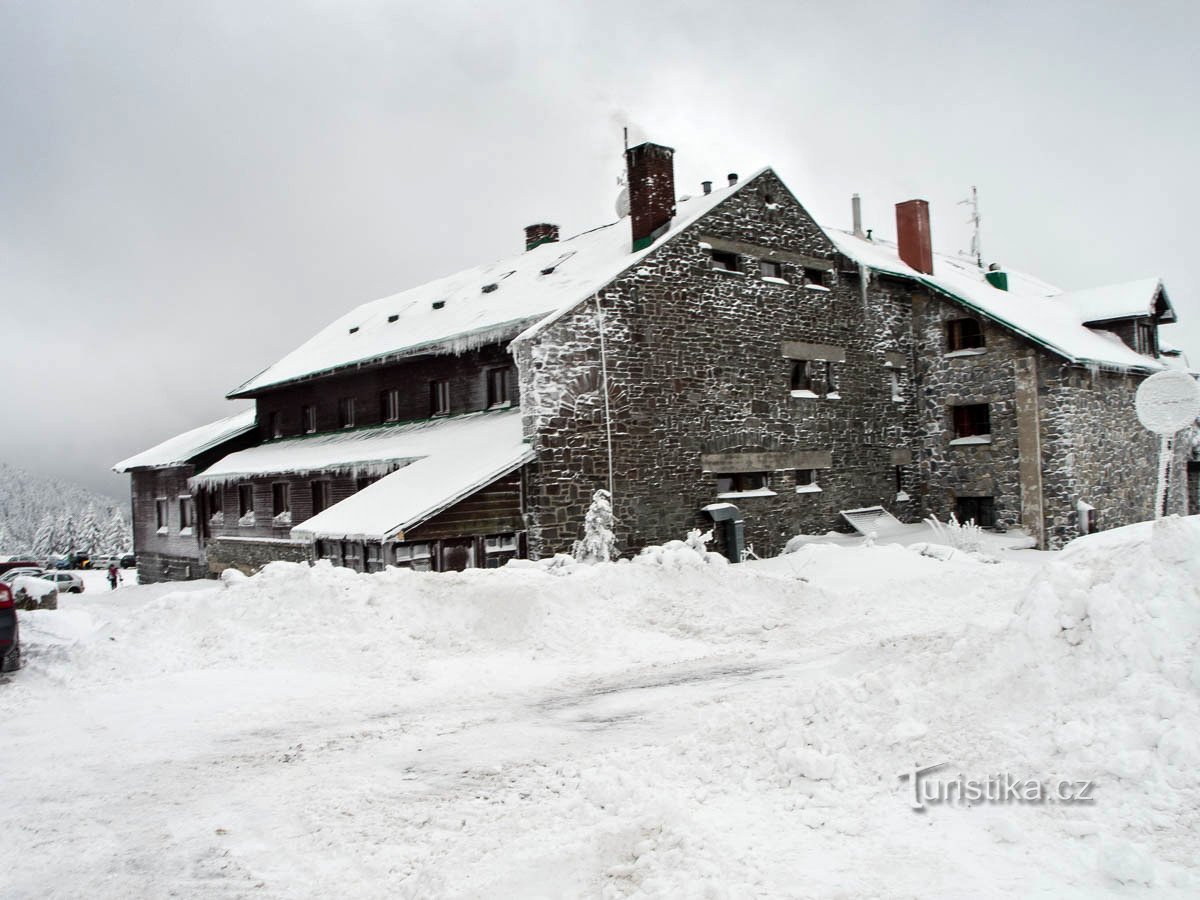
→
(0, 567, 44, 585)
(40, 572, 84, 594)
(0, 583, 19, 672)
(8, 576, 58, 611)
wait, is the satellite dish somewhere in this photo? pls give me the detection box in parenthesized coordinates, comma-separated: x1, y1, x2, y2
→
(615, 187, 629, 219)
(1135, 370, 1200, 435)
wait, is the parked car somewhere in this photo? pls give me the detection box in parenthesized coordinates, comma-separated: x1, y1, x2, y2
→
(69, 553, 92, 570)
(0, 583, 19, 672)
(0, 567, 44, 585)
(0, 559, 40, 576)
(120, 553, 136, 569)
(41, 572, 84, 594)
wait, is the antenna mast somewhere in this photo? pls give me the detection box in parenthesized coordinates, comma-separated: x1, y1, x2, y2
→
(958, 186, 982, 268)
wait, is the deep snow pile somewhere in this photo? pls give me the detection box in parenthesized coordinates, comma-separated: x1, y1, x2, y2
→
(3, 518, 1198, 897)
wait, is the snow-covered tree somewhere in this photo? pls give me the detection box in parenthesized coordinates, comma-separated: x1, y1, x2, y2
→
(102, 508, 130, 554)
(61, 514, 78, 555)
(80, 505, 102, 554)
(573, 489, 617, 563)
(32, 517, 55, 558)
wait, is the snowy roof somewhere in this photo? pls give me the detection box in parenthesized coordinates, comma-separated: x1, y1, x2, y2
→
(190, 408, 525, 489)
(229, 174, 764, 397)
(826, 231, 1166, 372)
(283, 410, 533, 541)
(1050, 278, 1176, 324)
(112, 409, 257, 473)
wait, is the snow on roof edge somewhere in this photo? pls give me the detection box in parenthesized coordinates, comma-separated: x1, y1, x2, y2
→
(113, 409, 257, 473)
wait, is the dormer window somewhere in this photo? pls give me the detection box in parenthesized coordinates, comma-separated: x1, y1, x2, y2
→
(431, 379, 450, 416)
(486, 368, 511, 408)
(338, 397, 355, 429)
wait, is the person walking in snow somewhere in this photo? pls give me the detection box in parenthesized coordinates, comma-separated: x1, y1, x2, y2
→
(107, 563, 122, 590)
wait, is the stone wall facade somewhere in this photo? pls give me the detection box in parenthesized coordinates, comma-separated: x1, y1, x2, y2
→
(206, 536, 313, 576)
(515, 170, 923, 559)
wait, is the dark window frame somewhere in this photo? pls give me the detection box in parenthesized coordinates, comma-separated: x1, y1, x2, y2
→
(803, 267, 826, 286)
(380, 389, 400, 423)
(178, 496, 194, 530)
(791, 360, 814, 393)
(238, 484, 254, 517)
(955, 496, 996, 528)
(431, 379, 451, 416)
(155, 498, 169, 530)
(947, 318, 985, 352)
(952, 403, 992, 439)
(337, 397, 356, 429)
(759, 259, 784, 279)
(715, 472, 768, 494)
(302, 405, 317, 434)
(311, 480, 330, 516)
(710, 249, 740, 272)
(486, 367, 511, 408)
(267, 411, 282, 439)
(272, 482, 291, 516)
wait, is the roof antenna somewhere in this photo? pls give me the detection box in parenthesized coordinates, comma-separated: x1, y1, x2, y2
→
(623, 126, 628, 152)
(958, 186, 982, 268)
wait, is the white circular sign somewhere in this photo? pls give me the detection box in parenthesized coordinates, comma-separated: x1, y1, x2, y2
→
(614, 187, 630, 219)
(1135, 369, 1200, 435)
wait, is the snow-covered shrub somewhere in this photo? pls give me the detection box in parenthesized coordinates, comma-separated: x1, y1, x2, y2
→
(634, 528, 727, 568)
(573, 489, 616, 563)
(924, 513, 984, 553)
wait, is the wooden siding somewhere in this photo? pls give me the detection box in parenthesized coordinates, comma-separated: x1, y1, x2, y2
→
(403, 469, 526, 541)
(251, 343, 519, 442)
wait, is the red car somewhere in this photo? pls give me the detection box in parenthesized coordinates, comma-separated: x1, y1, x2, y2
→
(0, 583, 20, 673)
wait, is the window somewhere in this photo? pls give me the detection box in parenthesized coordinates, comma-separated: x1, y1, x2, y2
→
(795, 470, 821, 493)
(311, 481, 330, 516)
(302, 405, 317, 434)
(955, 496, 996, 528)
(431, 379, 450, 416)
(267, 411, 282, 439)
(710, 249, 740, 272)
(1134, 321, 1156, 355)
(208, 488, 224, 520)
(946, 318, 985, 352)
(316, 540, 341, 566)
(486, 368, 511, 408)
(803, 267, 826, 286)
(890, 370, 903, 402)
(155, 498, 169, 531)
(338, 397, 355, 429)
(238, 484, 254, 517)
(715, 472, 773, 497)
(951, 403, 992, 440)
(341, 541, 362, 572)
(791, 360, 814, 393)
(272, 483, 291, 523)
(394, 542, 433, 571)
(759, 259, 784, 279)
(380, 389, 400, 423)
(484, 533, 520, 568)
(178, 496, 194, 532)
(365, 542, 384, 573)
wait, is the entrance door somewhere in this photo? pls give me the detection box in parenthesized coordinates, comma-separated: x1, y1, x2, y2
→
(439, 539, 476, 572)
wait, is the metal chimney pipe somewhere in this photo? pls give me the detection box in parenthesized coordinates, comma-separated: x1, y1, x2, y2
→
(702, 180, 712, 195)
(852, 194, 864, 238)
(727, 173, 738, 186)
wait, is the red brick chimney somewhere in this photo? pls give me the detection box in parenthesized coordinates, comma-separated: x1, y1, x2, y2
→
(625, 141, 675, 252)
(524, 223, 559, 251)
(895, 199, 934, 275)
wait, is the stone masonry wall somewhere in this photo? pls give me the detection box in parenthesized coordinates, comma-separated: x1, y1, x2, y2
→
(206, 536, 313, 577)
(1038, 365, 1189, 547)
(515, 170, 923, 559)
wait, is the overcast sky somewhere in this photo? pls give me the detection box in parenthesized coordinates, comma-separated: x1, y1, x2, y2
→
(3, 0, 1197, 499)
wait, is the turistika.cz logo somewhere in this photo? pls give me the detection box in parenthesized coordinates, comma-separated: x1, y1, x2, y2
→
(900, 763, 1096, 811)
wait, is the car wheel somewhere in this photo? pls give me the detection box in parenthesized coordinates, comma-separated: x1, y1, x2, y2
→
(70, 587, 82, 593)
(1, 645, 19, 673)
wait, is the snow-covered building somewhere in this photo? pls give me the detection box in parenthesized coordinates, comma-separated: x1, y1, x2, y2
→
(116, 140, 1191, 581)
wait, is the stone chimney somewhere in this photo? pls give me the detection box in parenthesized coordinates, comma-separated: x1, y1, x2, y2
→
(524, 223, 560, 251)
(625, 141, 676, 251)
(895, 199, 933, 275)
